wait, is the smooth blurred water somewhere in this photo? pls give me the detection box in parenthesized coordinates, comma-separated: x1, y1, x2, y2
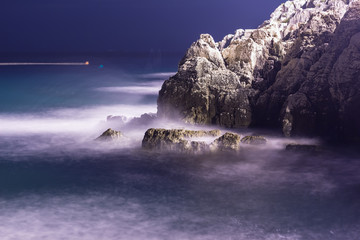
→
(0, 52, 179, 112)
(0, 53, 360, 240)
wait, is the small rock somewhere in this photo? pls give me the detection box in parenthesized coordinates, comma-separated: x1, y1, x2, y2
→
(107, 115, 127, 124)
(128, 113, 157, 126)
(241, 136, 267, 145)
(211, 132, 241, 151)
(96, 128, 123, 141)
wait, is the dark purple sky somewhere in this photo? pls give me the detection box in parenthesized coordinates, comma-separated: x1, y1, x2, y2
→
(0, 0, 285, 53)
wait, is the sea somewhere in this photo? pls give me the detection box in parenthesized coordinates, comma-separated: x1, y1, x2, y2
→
(0, 52, 359, 240)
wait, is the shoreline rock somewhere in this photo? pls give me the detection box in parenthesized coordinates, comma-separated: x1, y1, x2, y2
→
(142, 128, 221, 152)
(157, 0, 360, 143)
(142, 128, 244, 153)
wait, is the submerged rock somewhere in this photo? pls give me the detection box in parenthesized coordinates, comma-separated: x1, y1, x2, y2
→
(211, 132, 241, 151)
(107, 115, 127, 124)
(128, 113, 157, 126)
(157, 0, 360, 142)
(142, 128, 221, 152)
(96, 128, 123, 141)
(107, 113, 157, 127)
(241, 136, 267, 145)
(190, 141, 210, 153)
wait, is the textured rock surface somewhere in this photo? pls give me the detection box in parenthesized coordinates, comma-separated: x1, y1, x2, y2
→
(281, 1, 360, 141)
(158, 34, 253, 128)
(211, 132, 241, 151)
(96, 128, 123, 141)
(142, 128, 221, 152)
(241, 136, 267, 145)
(158, 0, 360, 142)
(142, 129, 245, 152)
(127, 113, 157, 127)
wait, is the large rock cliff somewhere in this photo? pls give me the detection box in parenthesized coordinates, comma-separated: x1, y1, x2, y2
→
(158, 0, 360, 142)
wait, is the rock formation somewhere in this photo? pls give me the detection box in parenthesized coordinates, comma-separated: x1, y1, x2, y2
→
(96, 128, 123, 141)
(158, 34, 252, 128)
(128, 113, 157, 126)
(142, 128, 243, 152)
(211, 132, 241, 151)
(281, 1, 360, 141)
(241, 136, 267, 145)
(142, 128, 221, 152)
(158, 0, 360, 142)
(107, 115, 127, 124)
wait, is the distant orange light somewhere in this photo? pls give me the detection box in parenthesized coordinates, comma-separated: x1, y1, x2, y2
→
(85, 61, 89, 65)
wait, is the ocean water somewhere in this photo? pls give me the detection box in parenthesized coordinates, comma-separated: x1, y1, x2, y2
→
(1, 53, 360, 240)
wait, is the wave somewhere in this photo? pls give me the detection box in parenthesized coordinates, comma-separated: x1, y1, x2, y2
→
(0, 104, 157, 135)
(139, 72, 176, 79)
(95, 81, 163, 95)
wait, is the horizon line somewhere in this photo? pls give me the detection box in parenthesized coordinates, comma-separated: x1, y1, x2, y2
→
(0, 62, 90, 66)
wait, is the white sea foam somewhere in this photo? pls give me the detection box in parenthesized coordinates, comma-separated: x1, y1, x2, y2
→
(96, 81, 163, 95)
(0, 105, 322, 155)
(0, 104, 156, 135)
(139, 72, 176, 79)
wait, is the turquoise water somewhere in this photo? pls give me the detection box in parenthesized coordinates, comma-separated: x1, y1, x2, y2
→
(0, 54, 360, 240)
(0, 53, 179, 112)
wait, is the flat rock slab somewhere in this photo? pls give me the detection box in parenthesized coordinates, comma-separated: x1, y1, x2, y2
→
(142, 128, 243, 153)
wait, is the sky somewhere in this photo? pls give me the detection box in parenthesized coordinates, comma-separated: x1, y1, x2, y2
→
(0, 0, 286, 53)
